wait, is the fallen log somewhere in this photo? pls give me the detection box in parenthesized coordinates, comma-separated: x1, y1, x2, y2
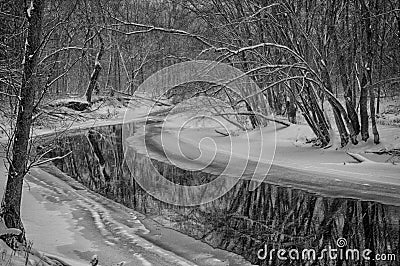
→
(216, 112, 291, 127)
(365, 148, 400, 156)
(48, 99, 91, 111)
(215, 129, 229, 137)
(112, 89, 172, 107)
(346, 152, 374, 163)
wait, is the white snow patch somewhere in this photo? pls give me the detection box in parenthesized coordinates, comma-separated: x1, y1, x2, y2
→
(27, 1, 34, 18)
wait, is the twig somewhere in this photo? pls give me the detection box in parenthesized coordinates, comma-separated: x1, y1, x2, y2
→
(0, 91, 20, 100)
(30, 151, 72, 168)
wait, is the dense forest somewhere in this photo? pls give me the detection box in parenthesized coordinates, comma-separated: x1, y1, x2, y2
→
(0, 0, 399, 251)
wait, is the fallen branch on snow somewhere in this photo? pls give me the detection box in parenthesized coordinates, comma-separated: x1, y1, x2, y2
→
(346, 152, 374, 163)
(48, 99, 91, 111)
(216, 112, 291, 127)
(215, 129, 229, 136)
(112, 89, 172, 107)
(365, 148, 400, 156)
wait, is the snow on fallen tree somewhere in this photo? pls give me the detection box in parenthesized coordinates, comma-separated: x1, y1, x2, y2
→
(365, 148, 400, 164)
(346, 152, 374, 163)
(44, 96, 128, 113)
(48, 98, 91, 112)
(215, 129, 230, 136)
(365, 148, 400, 156)
(216, 111, 291, 127)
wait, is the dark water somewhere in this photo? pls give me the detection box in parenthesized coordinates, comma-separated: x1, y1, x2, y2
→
(45, 122, 400, 266)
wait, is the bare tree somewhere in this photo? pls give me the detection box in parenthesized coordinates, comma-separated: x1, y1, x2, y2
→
(1, 0, 45, 245)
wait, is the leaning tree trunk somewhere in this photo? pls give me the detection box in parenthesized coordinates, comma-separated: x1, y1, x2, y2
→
(85, 33, 104, 104)
(320, 61, 350, 147)
(329, 20, 360, 140)
(331, 103, 349, 147)
(326, 2, 358, 145)
(307, 85, 330, 146)
(1, 0, 45, 246)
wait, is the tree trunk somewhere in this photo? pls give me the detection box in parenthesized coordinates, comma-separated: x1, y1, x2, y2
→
(286, 93, 297, 124)
(1, 0, 45, 246)
(308, 85, 330, 145)
(335, 45, 360, 139)
(331, 31, 360, 137)
(245, 100, 259, 128)
(327, 1, 359, 145)
(332, 102, 349, 147)
(376, 13, 387, 115)
(370, 86, 380, 144)
(360, 0, 379, 142)
(376, 86, 381, 114)
(273, 89, 283, 115)
(298, 92, 327, 145)
(105, 42, 112, 92)
(397, 0, 400, 47)
(320, 61, 350, 146)
(239, 57, 260, 128)
(363, 0, 380, 144)
(360, 74, 370, 141)
(264, 88, 275, 114)
(112, 45, 119, 96)
(85, 34, 104, 103)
